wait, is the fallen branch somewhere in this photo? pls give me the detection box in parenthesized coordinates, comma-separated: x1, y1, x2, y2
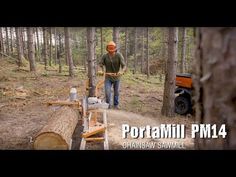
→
(0, 85, 10, 90)
(0, 52, 18, 61)
(16, 68, 30, 72)
(0, 104, 8, 109)
(10, 96, 28, 100)
(33, 91, 44, 96)
(150, 96, 162, 102)
(46, 69, 58, 72)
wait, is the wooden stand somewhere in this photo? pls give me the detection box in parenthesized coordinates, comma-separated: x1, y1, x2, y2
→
(80, 109, 109, 150)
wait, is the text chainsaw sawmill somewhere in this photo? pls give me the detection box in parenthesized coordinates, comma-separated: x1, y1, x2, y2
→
(33, 72, 121, 150)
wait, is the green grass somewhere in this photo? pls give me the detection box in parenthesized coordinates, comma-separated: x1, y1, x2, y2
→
(122, 71, 164, 92)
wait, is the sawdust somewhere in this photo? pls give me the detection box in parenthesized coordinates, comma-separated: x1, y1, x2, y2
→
(107, 110, 194, 150)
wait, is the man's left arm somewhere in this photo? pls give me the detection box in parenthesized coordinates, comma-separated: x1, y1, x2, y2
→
(118, 53, 127, 75)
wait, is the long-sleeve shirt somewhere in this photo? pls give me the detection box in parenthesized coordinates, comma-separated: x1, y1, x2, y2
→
(99, 52, 126, 81)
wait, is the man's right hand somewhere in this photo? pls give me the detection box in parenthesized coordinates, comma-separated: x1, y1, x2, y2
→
(117, 71, 124, 76)
(97, 71, 104, 76)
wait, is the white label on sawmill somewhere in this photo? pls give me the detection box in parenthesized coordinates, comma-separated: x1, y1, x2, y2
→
(122, 124, 185, 139)
(122, 124, 227, 139)
(191, 124, 227, 139)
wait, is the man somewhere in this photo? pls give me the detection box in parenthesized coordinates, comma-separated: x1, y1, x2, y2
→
(99, 41, 126, 109)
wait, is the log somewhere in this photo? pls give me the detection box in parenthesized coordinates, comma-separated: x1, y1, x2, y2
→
(34, 106, 78, 150)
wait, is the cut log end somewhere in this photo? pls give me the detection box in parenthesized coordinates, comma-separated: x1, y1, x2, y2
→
(34, 132, 68, 150)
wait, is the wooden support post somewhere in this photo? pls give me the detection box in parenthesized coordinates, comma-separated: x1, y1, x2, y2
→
(80, 112, 91, 150)
(89, 111, 97, 127)
(84, 112, 91, 132)
(82, 97, 87, 118)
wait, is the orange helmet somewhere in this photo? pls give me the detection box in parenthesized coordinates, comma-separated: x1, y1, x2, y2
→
(106, 41, 117, 53)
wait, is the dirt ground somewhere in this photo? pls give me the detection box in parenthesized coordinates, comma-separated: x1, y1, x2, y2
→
(0, 59, 195, 150)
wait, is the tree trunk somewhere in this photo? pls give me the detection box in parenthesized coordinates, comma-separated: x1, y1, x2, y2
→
(54, 27, 58, 65)
(21, 28, 27, 59)
(94, 28, 97, 75)
(43, 27, 48, 70)
(58, 33, 62, 73)
(27, 27, 36, 72)
(34, 106, 78, 150)
(84, 34, 87, 72)
(134, 28, 137, 74)
(162, 27, 168, 75)
(5, 27, 10, 56)
(46, 29, 50, 65)
(36, 27, 40, 62)
(187, 31, 194, 73)
(125, 27, 128, 67)
(141, 28, 145, 73)
(64, 27, 74, 77)
(58, 32, 62, 56)
(15, 27, 23, 67)
(58, 33, 63, 58)
(10, 28, 14, 54)
(0, 28, 2, 56)
(49, 27, 52, 66)
(75, 34, 79, 50)
(34, 28, 38, 60)
(58, 46, 62, 73)
(194, 27, 236, 150)
(113, 27, 120, 52)
(146, 27, 150, 78)
(180, 27, 186, 73)
(87, 27, 96, 97)
(100, 27, 103, 56)
(59, 34, 69, 66)
(161, 27, 178, 117)
(0, 27, 4, 56)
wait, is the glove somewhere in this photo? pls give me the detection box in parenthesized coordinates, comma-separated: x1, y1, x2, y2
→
(117, 71, 124, 76)
(97, 71, 104, 76)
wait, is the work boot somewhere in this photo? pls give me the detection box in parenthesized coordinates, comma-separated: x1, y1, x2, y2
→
(114, 105, 120, 110)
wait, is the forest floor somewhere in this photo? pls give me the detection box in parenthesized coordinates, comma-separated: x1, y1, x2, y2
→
(0, 58, 195, 150)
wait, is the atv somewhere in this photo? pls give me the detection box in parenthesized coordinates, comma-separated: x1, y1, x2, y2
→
(175, 73, 193, 115)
